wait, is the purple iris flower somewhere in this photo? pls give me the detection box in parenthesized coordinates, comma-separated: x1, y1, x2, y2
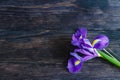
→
(67, 28, 109, 73)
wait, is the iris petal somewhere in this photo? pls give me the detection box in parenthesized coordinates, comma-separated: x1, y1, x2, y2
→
(93, 35, 109, 50)
(71, 28, 87, 46)
(70, 52, 82, 60)
(74, 49, 93, 56)
(83, 55, 95, 61)
(78, 27, 87, 38)
(71, 34, 80, 46)
(67, 57, 83, 73)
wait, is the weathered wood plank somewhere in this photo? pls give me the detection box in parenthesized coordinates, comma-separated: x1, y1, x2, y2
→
(0, 0, 120, 80)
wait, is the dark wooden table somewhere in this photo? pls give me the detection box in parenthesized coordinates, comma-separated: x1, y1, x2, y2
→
(0, 0, 120, 80)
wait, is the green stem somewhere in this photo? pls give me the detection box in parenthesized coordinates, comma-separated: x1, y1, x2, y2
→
(103, 49, 115, 58)
(97, 50, 120, 67)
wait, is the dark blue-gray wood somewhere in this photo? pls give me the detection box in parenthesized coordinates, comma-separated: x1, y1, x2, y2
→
(0, 0, 120, 80)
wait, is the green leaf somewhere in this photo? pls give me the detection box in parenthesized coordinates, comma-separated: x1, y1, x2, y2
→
(97, 50, 120, 67)
(105, 49, 120, 61)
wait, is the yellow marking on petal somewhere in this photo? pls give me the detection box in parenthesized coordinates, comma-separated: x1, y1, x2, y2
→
(79, 35, 82, 39)
(92, 39, 100, 46)
(75, 60, 80, 66)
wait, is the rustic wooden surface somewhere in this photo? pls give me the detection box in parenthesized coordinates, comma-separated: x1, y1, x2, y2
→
(0, 0, 120, 80)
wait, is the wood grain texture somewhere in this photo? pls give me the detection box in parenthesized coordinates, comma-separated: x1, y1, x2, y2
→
(0, 0, 120, 80)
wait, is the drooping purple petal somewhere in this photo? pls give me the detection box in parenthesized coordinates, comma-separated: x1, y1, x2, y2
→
(82, 55, 95, 61)
(74, 49, 93, 56)
(70, 52, 82, 60)
(67, 57, 83, 73)
(92, 35, 109, 50)
(74, 48, 99, 60)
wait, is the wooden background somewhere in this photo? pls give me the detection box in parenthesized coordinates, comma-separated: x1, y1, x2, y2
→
(0, 0, 120, 80)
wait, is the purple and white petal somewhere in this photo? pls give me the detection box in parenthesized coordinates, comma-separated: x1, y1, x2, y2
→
(71, 28, 87, 47)
(74, 49, 93, 56)
(92, 35, 109, 50)
(82, 55, 95, 61)
(67, 57, 83, 73)
(70, 52, 82, 60)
